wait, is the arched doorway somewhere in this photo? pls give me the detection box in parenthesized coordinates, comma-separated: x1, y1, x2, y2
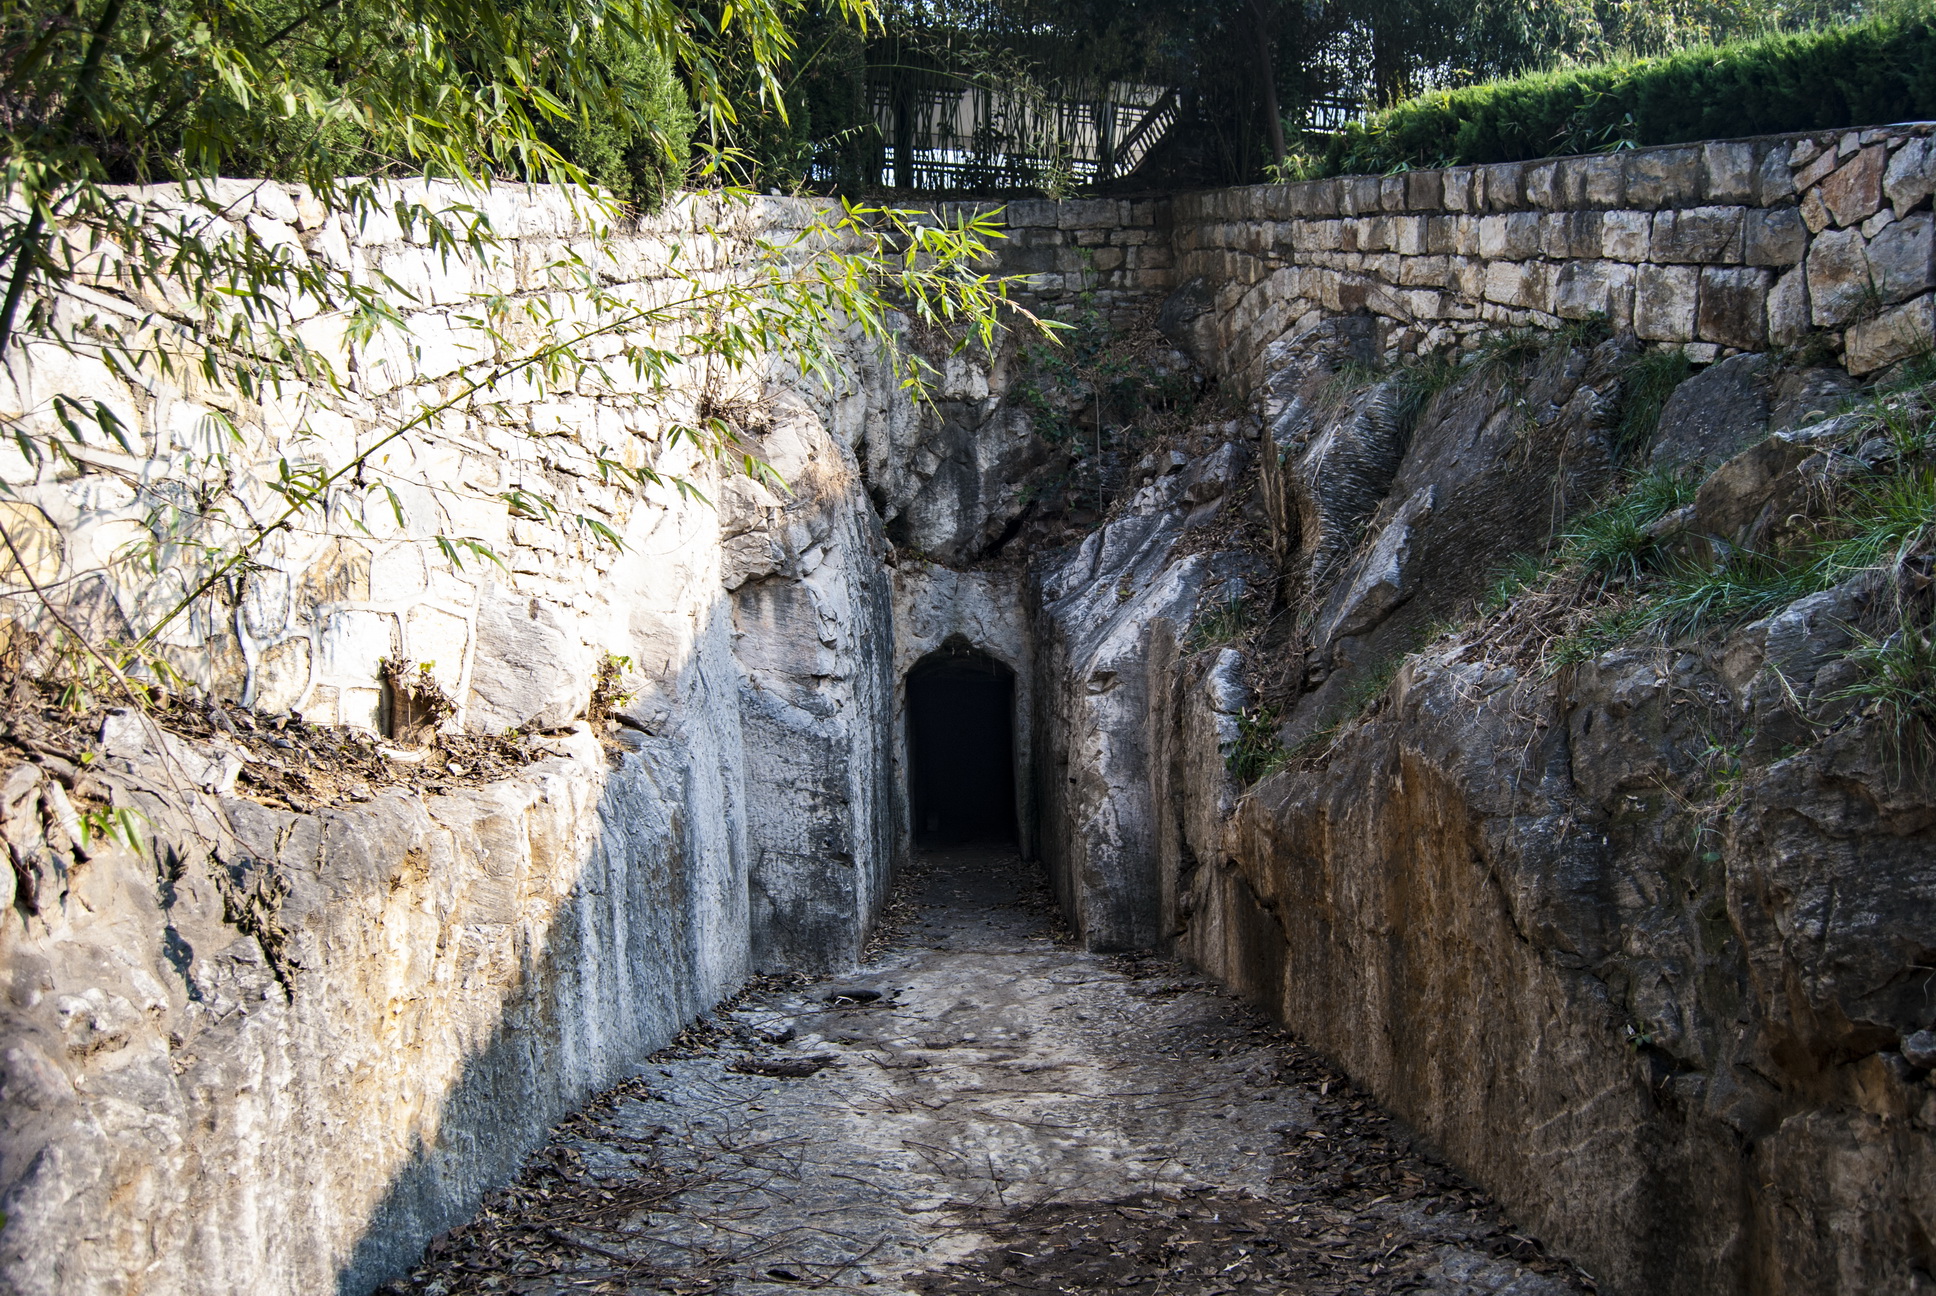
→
(905, 644, 1017, 846)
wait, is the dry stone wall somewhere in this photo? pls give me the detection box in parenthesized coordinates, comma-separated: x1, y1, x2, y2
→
(1169, 123, 1936, 389)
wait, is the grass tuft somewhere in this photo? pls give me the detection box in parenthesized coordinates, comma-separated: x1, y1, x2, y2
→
(1557, 470, 1698, 586)
(1615, 348, 1695, 461)
(1834, 619, 1936, 774)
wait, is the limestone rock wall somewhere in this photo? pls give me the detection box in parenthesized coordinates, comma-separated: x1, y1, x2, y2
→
(0, 189, 906, 1295)
(1030, 432, 1268, 951)
(1, 718, 763, 1296)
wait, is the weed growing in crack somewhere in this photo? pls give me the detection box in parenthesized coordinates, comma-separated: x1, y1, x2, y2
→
(1185, 593, 1252, 654)
(1229, 706, 1289, 784)
(1558, 470, 1697, 588)
(1614, 347, 1695, 460)
(1834, 619, 1936, 776)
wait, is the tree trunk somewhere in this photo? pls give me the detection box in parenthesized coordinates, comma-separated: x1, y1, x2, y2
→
(1248, 0, 1287, 170)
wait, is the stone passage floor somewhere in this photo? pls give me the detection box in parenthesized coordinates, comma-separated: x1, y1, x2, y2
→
(390, 849, 1590, 1296)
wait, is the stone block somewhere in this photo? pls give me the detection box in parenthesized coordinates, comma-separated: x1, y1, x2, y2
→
(1651, 206, 1746, 263)
(251, 636, 312, 714)
(1602, 210, 1652, 261)
(1005, 199, 1059, 228)
(1478, 211, 1541, 260)
(1524, 161, 1559, 209)
(1554, 260, 1634, 321)
(1541, 211, 1603, 259)
(406, 606, 472, 695)
(1635, 263, 1699, 341)
(1380, 176, 1408, 211)
(1441, 168, 1473, 212)
(1844, 293, 1936, 374)
(1345, 176, 1382, 216)
(1579, 155, 1626, 207)
(1744, 208, 1808, 266)
(1481, 162, 1524, 210)
(1867, 211, 1935, 303)
(1483, 260, 1549, 311)
(1755, 146, 1797, 205)
(320, 608, 397, 686)
(1767, 265, 1811, 345)
(1057, 198, 1122, 229)
(1310, 180, 1343, 218)
(1886, 138, 1936, 213)
(1703, 141, 1758, 203)
(1821, 147, 1887, 227)
(1424, 215, 1458, 255)
(1398, 255, 1451, 287)
(1697, 267, 1773, 349)
(1625, 147, 1702, 208)
(1405, 171, 1443, 211)
(1390, 216, 1427, 255)
(1806, 227, 1874, 326)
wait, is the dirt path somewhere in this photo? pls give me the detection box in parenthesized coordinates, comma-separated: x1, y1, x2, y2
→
(390, 849, 1591, 1296)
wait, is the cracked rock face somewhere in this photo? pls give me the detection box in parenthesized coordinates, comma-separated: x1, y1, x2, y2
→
(1130, 334, 1936, 1295)
(1032, 424, 1270, 953)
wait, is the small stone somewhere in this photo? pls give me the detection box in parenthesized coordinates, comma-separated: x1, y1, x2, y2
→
(1800, 188, 1833, 235)
(1904, 1030, 1936, 1071)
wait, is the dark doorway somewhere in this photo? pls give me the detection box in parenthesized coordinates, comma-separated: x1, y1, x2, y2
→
(907, 647, 1017, 845)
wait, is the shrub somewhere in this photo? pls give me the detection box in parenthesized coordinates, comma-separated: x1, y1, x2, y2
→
(1319, 4, 1936, 175)
(543, 37, 695, 210)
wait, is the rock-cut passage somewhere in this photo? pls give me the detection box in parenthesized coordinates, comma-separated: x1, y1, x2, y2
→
(388, 849, 1590, 1295)
(906, 649, 1016, 845)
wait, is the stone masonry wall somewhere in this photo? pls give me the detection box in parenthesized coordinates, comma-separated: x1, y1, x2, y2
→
(1169, 123, 1936, 389)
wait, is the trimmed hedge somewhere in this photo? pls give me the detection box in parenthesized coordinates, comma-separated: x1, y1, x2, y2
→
(1319, 6, 1936, 176)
